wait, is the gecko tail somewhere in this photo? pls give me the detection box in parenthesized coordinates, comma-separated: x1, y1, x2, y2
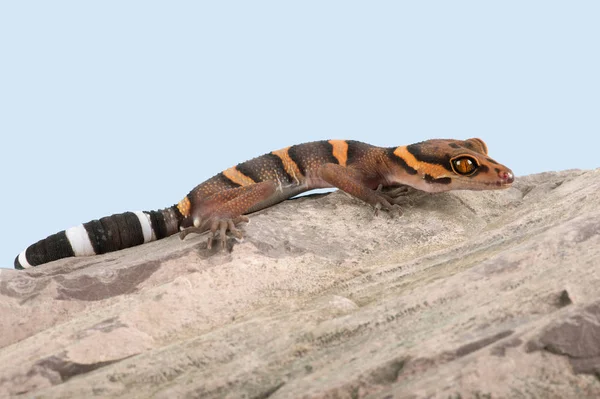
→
(14, 207, 183, 269)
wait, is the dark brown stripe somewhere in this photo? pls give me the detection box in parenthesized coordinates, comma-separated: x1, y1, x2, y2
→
(264, 153, 295, 183)
(406, 144, 453, 172)
(346, 140, 365, 165)
(216, 172, 243, 188)
(122, 212, 145, 248)
(424, 174, 452, 184)
(233, 162, 261, 183)
(83, 216, 110, 255)
(287, 145, 307, 176)
(97, 216, 122, 253)
(22, 230, 75, 267)
(323, 141, 340, 165)
(14, 256, 23, 269)
(110, 212, 145, 249)
(287, 141, 341, 176)
(168, 204, 186, 231)
(146, 210, 161, 237)
(112, 213, 133, 248)
(147, 209, 169, 239)
(171, 203, 184, 220)
(83, 219, 108, 255)
(388, 148, 418, 175)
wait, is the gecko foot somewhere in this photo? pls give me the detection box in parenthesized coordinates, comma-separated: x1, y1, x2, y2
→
(179, 215, 250, 251)
(376, 184, 416, 206)
(373, 199, 403, 217)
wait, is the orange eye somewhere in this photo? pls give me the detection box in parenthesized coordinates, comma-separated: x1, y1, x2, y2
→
(451, 156, 478, 176)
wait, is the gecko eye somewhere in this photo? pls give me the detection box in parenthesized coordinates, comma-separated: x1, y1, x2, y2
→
(451, 156, 478, 176)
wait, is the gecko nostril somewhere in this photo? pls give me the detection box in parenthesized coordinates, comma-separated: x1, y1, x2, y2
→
(499, 171, 514, 183)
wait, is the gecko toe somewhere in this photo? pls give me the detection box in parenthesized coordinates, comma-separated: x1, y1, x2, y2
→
(234, 215, 250, 224)
(227, 220, 244, 239)
(373, 198, 403, 217)
(179, 226, 204, 240)
(191, 215, 249, 250)
(390, 204, 403, 217)
(219, 220, 229, 250)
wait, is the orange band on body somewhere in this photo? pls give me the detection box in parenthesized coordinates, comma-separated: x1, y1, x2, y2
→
(328, 140, 348, 166)
(177, 196, 191, 217)
(271, 147, 305, 182)
(223, 166, 256, 186)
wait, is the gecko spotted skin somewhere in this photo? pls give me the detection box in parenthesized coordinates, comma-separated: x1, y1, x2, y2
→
(15, 138, 513, 269)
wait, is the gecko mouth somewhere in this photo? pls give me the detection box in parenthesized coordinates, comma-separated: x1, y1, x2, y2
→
(488, 180, 514, 189)
(451, 179, 514, 190)
(484, 179, 513, 187)
(459, 170, 514, 189)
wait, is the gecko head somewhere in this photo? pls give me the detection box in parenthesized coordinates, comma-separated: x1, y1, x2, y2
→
(391, 138, 514, 193)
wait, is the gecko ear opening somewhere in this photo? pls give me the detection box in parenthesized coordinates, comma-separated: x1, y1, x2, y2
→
(464, 138, 488, 155)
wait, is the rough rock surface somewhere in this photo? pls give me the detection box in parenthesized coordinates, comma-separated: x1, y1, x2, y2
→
(1, 169, 600, 398)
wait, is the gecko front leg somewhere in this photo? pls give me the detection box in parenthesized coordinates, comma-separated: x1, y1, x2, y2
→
(318, 163, 403, 216)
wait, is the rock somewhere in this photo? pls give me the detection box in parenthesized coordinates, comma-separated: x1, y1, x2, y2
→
(1, 169, 600, 398)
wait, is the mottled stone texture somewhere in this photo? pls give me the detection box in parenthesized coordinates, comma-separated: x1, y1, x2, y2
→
(1, 169, 600, 398)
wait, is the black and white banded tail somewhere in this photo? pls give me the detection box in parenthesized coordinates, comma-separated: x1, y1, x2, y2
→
(15, 207, 183, 269)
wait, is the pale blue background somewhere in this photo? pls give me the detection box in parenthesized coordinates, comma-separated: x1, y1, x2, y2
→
(1, 1, 598, 269)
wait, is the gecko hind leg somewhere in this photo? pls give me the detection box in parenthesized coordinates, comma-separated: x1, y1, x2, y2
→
(179, 181, 276, 250)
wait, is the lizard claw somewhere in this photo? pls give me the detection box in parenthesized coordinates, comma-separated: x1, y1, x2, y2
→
(179, 226, 202, 240)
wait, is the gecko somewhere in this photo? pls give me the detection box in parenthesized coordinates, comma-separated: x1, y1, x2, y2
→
(14, 138, 514, 269)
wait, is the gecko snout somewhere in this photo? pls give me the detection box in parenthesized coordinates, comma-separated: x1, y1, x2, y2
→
(499, 170, 514, 184)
